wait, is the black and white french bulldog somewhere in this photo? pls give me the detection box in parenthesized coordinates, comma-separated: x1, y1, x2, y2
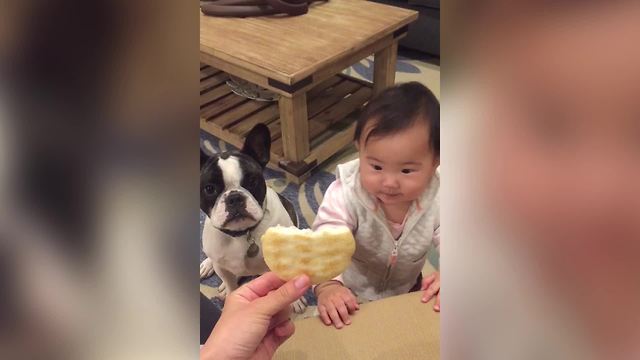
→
(199, 124, 307, 313)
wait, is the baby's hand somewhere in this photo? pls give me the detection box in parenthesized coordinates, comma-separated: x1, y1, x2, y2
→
(421, 271, 440, 312)
(316, 281, 359, 329)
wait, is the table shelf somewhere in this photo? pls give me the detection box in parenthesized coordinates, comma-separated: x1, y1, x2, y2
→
(200, 64, 372, 182)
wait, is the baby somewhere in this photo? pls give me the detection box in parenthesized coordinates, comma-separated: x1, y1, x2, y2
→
(313, 82, 440, 329)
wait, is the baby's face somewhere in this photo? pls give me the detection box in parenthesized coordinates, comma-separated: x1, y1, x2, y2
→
(479, 4, 640, 294)
(358, 121, 438, 206)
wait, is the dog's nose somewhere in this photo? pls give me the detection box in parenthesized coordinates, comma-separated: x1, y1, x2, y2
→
(225, 191, 246, 208)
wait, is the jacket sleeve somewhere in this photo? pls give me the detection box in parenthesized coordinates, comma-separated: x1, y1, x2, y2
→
(433, 223, 440, 253)
(312, 180, 356, 232)
(312, 179, 355, 288)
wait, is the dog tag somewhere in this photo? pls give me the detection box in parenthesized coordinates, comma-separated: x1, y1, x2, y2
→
(247, 243, 260, 258)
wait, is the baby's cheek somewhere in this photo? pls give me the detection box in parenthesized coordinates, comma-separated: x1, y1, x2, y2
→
(409, 173, 433, 197)
(359, 169, 379, 194)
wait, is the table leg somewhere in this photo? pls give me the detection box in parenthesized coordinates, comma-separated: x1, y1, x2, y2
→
(278, 93, 310, 181)
(373, 41, 399, 96)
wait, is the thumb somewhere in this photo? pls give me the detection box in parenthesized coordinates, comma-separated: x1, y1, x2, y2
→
(259, 324, 295, 358)
(256, 274, 310, 316)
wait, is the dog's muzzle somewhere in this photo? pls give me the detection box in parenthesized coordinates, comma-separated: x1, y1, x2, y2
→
(210, 188, 264, 231)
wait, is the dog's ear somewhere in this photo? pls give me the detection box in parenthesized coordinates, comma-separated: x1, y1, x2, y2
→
(200, 148, 210, 169)
(242, 124, 271, 168)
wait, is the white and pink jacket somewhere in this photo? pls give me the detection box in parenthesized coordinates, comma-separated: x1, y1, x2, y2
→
(313, 159, 439, 302)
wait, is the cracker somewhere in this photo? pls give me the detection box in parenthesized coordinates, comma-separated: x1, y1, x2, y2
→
(261, 226, 356, 284)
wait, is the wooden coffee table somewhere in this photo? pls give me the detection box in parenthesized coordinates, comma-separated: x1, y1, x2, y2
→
(200, 0, 418, 183)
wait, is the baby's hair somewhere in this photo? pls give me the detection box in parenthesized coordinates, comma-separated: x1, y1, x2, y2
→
(354, 82, 439, 157)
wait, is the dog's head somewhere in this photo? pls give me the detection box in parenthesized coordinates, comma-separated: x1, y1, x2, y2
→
(200, 124, 271, 234)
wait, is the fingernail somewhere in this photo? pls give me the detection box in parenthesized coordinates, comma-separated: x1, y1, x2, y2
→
(434, 305, 440, 311)
(422, 297, 427, 303)
(294, 275, 309, 289)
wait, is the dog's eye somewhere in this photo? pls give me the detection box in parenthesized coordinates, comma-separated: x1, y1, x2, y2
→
(204, 184, 216, 195)
(245, 176, 261, 189)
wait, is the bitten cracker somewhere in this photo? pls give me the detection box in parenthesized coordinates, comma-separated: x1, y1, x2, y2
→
(261, 226, 356, 284)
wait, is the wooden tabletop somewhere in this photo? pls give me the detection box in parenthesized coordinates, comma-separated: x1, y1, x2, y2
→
(274, 292, 440, 360)
(200, 0, 418, 85)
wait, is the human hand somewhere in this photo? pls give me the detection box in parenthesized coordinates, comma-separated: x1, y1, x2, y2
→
(316, 281, 359, 329)
(201, 272, 310, 360)
(421, 271, 440, 312)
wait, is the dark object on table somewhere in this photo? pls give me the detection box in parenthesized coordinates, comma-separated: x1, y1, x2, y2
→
(369, 0, 439, 56)
(201, 0, 327, 17)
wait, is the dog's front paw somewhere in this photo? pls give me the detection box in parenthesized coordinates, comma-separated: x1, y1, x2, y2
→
(215, 282, 229, 300)
(291, 297, 308, 314)
(200, 258, 215, 279)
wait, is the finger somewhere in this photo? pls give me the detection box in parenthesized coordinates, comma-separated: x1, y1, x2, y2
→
(351, 294, 360, 310)
(421, 273, 436, 290)
(328, 305, 345, 329)
(255, 274, 310, 316)
(429, 279, 441, 295)
(342, 295, 360, 314)
(434, 292, 440, 312)
(350, 294, 360, 311)
(234, 272, 287, 302)
(274, 319, 295, 338)
(261, 325, 295, 354)
(334, 301, 351, 325)
(318, 305, 332, 325)
(352, 300, 360, 312)
(422, 289, 437, 303)
(268, 308, 291, 330)
(422, 281, 440, 303)
(341, 295, 357, 313)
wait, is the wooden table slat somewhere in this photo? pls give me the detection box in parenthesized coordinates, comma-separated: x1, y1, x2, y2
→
(309, 86, 372, 137)
(307, 76, 345, 99)
(214, 99, 273, 129)
(201, 93, 248, 120)
(200, 73, 229, 93)
(228, 103, 280, 137)
(200, 84, 232, 107)
(200, 66, 220, 80)
(307, 80, 361, 119)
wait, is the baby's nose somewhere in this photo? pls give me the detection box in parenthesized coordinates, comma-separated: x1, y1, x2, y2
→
(382, 175, 400, 188)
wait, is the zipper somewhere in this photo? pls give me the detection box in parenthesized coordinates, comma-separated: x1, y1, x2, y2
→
(380, 239, 400, 291)
(378, 207, 425, 292)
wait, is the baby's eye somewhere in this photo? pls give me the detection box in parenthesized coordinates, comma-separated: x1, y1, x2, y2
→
(372, 164, 383, 171)
(401, 169, 414, 174)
